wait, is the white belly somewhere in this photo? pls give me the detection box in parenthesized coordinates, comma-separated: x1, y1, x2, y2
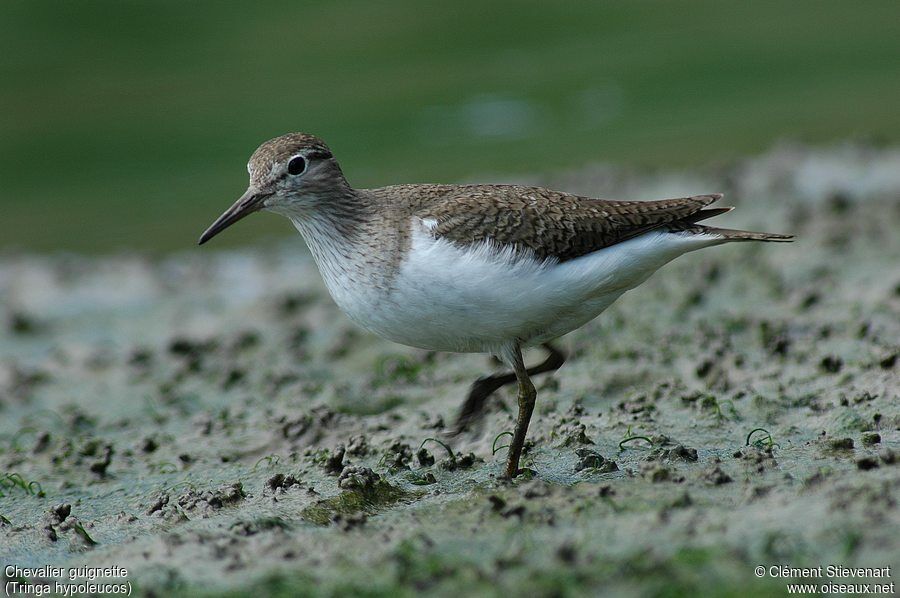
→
(334, 222, 721, 354)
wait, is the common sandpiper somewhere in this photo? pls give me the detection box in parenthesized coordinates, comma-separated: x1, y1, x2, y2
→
(199, 132, 793, 479)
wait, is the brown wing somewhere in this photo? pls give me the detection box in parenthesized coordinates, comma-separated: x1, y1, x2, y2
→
(417, 185, 723, 262)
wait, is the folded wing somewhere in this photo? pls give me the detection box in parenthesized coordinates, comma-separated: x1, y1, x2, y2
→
(417, 187, 728, 262)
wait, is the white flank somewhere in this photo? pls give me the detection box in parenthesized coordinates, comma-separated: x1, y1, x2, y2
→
(352, 218, 723, 353)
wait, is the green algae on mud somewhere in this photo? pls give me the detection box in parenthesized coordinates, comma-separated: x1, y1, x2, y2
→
(300, 479, 418, 526)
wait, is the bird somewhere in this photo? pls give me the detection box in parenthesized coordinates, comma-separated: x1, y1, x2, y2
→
(199, 132, 793, 479)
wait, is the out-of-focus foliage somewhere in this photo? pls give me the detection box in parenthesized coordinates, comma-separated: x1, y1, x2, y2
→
(2, 0, 898, 252)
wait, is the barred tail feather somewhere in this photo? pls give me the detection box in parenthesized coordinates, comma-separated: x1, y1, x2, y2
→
(668, 199, 794, 242)
(683, 206, 735, 223)
(701, 226, 794, 242)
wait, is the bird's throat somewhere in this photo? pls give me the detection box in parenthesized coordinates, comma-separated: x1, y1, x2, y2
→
(286, 192, 397, 301)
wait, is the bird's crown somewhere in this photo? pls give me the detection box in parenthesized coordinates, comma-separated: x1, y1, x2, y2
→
(248, 132, 333, 180)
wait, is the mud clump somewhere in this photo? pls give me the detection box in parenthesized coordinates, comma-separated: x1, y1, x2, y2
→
(487, 494, 526, 519)
(178, 482, 246, 514)
(41, 504, 96, 546)
(641, 464, 685, 483)
(8, 311, 41, 335)
(703, 465, 733, 485)
(438, 451, 481, 471)
(827, 437, 855, 451)
(146, 493, 169, 516)
(47, 503, 71, 525)
(265, 473, 303, 494)
(819, 355, 844, 373)
(322, 445, 346, 474)
(648, 444, 699, 463)
(347, 435, 371, 456)
(89, 444, 114, 478)
(380, 441, 413, 471)
(856, 457, 879, 471)
(415, 447, 435, 467)
(553, 422, 595, 447)
(337, 466, 379, 491)
(230, 516, 290, 537)
(302, 468, 414, 526)
(278, 406, 337, 444)
(861, 432, 881, 446)
(733, 445, 778, 473)
(574, 448, 618, 473)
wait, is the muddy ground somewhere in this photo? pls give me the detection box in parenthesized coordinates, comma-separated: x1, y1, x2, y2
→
(1, 144, 898, 597)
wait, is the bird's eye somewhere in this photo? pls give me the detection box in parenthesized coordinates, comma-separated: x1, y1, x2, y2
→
(287, 156, 307, 175)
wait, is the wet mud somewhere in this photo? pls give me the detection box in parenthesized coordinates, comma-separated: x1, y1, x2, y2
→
(1, 144, 898, 596)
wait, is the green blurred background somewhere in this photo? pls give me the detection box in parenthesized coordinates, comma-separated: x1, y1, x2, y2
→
(3, 0, 899, 253)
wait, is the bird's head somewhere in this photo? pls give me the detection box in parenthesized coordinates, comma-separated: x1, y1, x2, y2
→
(199, 132, 349, 245)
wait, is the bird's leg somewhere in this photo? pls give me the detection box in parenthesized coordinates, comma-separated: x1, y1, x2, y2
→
(450, 342, 565, 436)
(503, 343, 537, 479)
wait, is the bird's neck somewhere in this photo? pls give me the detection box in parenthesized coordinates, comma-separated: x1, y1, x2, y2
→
(285, 188, 397, 296)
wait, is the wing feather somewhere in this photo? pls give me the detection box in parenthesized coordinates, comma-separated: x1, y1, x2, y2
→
(417, 186, 723, 262)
